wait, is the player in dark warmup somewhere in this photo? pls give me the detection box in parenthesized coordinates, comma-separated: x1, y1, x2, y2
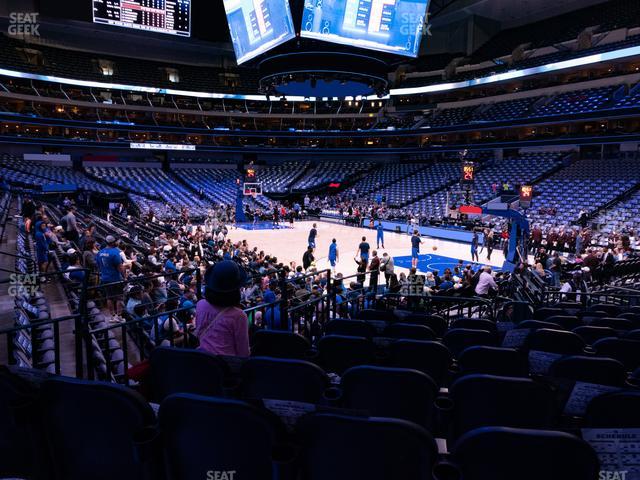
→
(357, 236, 370, 264)
(308, 223, 317, 249)
(411, 230, 422, 269)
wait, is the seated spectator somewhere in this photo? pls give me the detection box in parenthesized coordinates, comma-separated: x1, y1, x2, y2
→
(195, 261, 250, 357)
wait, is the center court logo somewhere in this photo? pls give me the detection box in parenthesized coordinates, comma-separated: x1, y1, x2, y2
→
(8, 12, 40, 36)
(206, 471, 236, 480)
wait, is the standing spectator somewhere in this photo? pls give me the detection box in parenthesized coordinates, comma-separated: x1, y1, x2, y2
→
(62, 206, 80, 243)
(302, 247, 315, 270)
(380, 252, 394, 287)
(97, 235, 125, 323)
(475, 266, 498, 297)
(195, 261, 250, 357)
(368, 251, 380, 294)
(35, 221, 51, 280)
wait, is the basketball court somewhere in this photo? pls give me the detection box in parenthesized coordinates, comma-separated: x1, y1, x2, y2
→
(226, 220, 505, 277)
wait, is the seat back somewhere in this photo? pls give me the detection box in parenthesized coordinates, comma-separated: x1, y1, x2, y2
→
(400, 313, 448, 337)
(549, 355, 627, 387)
(593, 338, 640, 370)
(251, 330, 311, 359)
(573, 325, 618, 345)
(584, 391, 640, 427)
(325, 319, 376, 338)
(388, 340, 452, 386)
(159, 394, 281, 480)
(40, 377, 155, 480)
(525, 328, 586, 355)
(150, 347, 228, 402)
(450, 374, 557, 439)
(318, 335, 375, 374)
(341, 366, 437, 427)
(458, 346, 528, 377)
(297, 413, 438, 480)
(383, 323, 436, 341)
(240, 357, 329, 403)
(452, 427, 599, 480)
(451, 318, 497, 333)
(355, 309, 396, 322)
(442, 328, 497, 358)
(545, 315, 582, 330)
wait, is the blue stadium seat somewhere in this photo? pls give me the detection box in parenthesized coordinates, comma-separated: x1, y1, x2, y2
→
(39, 377, 156, 480)
(296, 413, 439, 480)
(584, 391, 640, 427)
(150, 347, 229, 402)
(450, 427, 599, 480)
(549, 355, 627, 387)
(340, 366, 438, 427)
(449, 375, 557, 439)
(240, 356, 329, 403)
(457, 346, 529, 377)
(159, 394, 287, 480)
(387, 340, 452, 386)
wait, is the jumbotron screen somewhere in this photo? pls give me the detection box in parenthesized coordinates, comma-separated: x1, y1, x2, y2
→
(92, 0, 191, 37)
(301, 0, 430, 57)
(223, 0, 296, 65)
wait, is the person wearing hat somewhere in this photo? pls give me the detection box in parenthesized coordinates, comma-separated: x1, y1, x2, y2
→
(97, 235, 125, 322)
(195, 260, 250, 357)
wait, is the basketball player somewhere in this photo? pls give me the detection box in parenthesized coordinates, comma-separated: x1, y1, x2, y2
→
(411, 230, 422, 269)
(376, 221, 385, 249)
(328, 238, 339, 270)
(308, 223, 318, 249)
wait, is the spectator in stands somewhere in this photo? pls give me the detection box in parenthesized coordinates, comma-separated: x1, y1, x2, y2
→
(355, 257, 367, 286)
(21, 195, 36, 233)
(61, 206, 80, 243)
(97, 235, 125, 323)
(35, 221, 51, 280)
(303, 247, 315, 271)
(368, 251, 380, 294)
(380, 252, 394, 287)
(550, 252, 562, 287)
(475, 266, 498, 297)
(195, 260, 250, 357)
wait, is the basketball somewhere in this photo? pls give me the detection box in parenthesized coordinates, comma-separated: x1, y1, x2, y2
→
(432, 246, 438, 251)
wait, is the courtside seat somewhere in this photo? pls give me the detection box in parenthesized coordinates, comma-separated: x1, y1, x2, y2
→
(549, 355, 627, 387)
(240, 357, 329, 404)
(150, 347, 230, 402)
(296, 413, 439, 480)
(584, 391, 640, 427)
(387, 340, 452, 386)
(159, 394, 287, 480)
(39, 377, 156, 480)
(318, 335, 376, 375)
(449, 375, 557, 439)
(340, 366, 438, 427)
(457, 346, 529, 377)
(449, 427, 600, 480)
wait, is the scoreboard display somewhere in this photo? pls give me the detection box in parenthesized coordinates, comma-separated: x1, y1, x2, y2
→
(93, 0, 191, 37)
(461, 162, 475, 186)
(519, 184, 533, 207)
